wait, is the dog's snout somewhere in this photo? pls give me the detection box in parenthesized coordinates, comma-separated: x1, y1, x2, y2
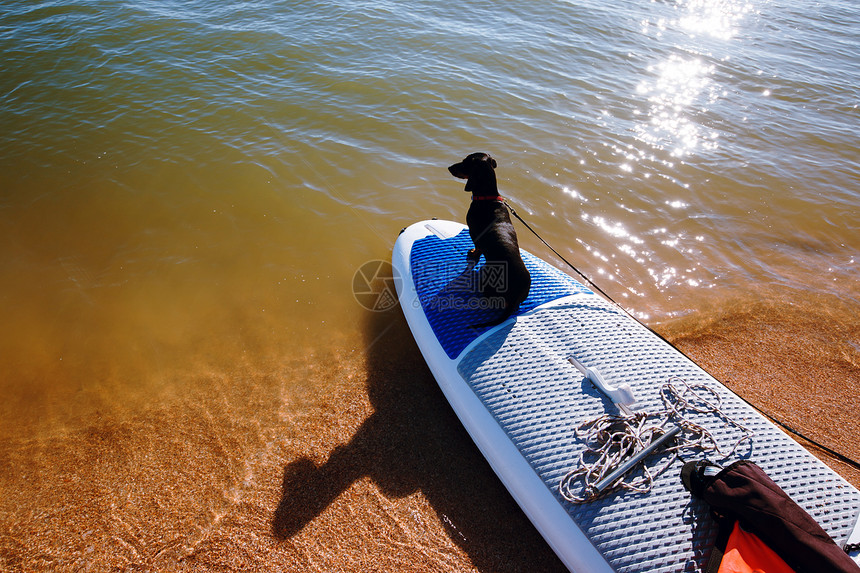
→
(448, 152, 496, 181)
(448, 163, 467, 179)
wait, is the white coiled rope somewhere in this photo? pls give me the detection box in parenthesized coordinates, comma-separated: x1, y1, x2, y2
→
(559, 377, 753, 503)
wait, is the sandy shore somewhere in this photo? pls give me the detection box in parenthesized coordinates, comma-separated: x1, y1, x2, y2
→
(659, 293, 860, 489)
(1, 292, 858, 572)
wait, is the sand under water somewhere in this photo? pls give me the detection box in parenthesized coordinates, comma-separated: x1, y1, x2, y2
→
(1, 285, 858, 572)
(664, 291, 860, 488)
(0, 304, 563, 572)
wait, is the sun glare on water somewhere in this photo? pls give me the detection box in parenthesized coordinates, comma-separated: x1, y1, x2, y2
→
(677, 0, 755, 41)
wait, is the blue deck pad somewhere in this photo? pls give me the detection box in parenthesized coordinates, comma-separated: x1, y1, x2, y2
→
(410, 228, 591, 359)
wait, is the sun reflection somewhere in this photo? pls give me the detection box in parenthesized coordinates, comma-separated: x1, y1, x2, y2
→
(634, 55, 718, 158)
(677, 0, 754, 41)
(561, 186, 587, 201)
(583, 213, 639, 241)
(626, 0, 755, 167)
(567, 0, 753, 302)
(575, 209, 714, 311)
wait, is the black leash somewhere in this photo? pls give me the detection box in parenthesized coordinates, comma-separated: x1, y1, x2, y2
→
(505, 202, 618, 306)
(505, 200, 860, 473)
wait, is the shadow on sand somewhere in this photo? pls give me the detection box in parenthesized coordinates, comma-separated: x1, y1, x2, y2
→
(271, 305, 565, 571)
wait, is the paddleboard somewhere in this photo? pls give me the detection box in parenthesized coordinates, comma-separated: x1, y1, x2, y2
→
(392, 219, 860, 572)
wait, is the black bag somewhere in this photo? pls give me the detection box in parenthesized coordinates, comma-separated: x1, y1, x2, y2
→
(683, 460, 860, 573)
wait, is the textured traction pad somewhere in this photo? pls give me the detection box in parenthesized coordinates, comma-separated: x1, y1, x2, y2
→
(409, 226, 860, 572)
(457, 300, 860, 572)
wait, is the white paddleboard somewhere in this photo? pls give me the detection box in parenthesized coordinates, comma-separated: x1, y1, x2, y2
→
(392, 219, 860, 572)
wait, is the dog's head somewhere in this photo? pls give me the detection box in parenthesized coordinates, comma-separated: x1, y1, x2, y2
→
(448, 152, 497, 193)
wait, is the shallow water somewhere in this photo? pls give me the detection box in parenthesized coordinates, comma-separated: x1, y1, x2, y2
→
(1, 0, 858, 570)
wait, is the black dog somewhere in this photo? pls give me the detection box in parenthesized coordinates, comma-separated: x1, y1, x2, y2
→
(448, 152, 531, 328)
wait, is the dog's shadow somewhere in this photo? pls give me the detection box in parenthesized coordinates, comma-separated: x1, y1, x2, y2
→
(271, 305, 565, 571)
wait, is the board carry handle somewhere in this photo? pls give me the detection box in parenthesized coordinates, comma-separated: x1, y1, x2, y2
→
(568, 355, 637, 417)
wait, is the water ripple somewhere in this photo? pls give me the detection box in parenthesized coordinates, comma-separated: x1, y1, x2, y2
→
(1, 0, 858, 316)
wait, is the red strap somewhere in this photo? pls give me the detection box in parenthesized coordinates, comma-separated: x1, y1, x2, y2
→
(471, 195, 505, 202)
